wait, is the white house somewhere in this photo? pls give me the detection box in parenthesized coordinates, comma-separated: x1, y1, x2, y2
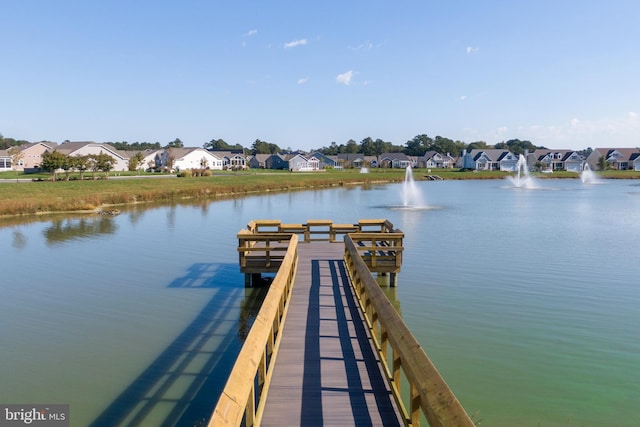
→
(156, 148, 223, 171)
(0, 150, 11, 171)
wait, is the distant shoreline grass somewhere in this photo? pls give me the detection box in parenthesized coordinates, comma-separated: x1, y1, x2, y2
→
(1, 168, 637, 218)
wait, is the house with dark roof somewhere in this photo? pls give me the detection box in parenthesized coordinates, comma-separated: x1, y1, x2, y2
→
(461, 149, 519, 171)
(530, 149, 584, 172)
(419, 151, 456, 169)
(586, 148, 640, 171)
(379, 153, 411, 168)
(335, 153, 377, 168)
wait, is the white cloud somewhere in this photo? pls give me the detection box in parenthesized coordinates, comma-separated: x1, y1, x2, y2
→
(244, 29, 258, 37)
(297, 77, 309, 85)
(459, 95, 467, 101)
(336, 70, 356, 85)
(284, 39, 308, 49)
(466, 46, 479, 54)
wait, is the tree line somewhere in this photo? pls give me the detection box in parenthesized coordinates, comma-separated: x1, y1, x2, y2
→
(4, 131, 564, 159)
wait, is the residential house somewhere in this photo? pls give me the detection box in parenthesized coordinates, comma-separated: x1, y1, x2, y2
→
(8, 141, 58, 172)
(266, 153, 289, 170)
(54, 142, 129, 171)
(156, 147, 223, 171)
(586, 148, 640, 171)
(209, 150, 247, 170)
(379, 153, 412, 168)
(286, 153, 315, 171)
(309, 152, 338, 169)
(419, 151, 456, 169)
(461, 149, 519, 171)
(139, 149, 163, 171)
(248, 153, 271, 169)
(530, 149, 584, 172)
(0, 150, 10, 171)
(336, 153, 370, 168)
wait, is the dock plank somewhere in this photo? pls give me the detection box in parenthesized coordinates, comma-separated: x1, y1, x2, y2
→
(260, 242, 402, 427)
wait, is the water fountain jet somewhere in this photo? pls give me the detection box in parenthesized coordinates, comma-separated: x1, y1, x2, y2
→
(580, 163, 599, 184)
(507, 154, 537, 188)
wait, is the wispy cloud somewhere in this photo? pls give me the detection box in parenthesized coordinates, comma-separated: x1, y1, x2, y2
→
(466, 46, 479, 54)
(244, 29, 258, 37)
(348, 41, 374, 51)
(297, 77, 309, 85)
(284, 39, 308, 49)
(336, 70, 356, 85)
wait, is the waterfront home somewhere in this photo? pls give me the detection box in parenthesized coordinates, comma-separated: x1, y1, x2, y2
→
(6, 141, 58, 172)
(309, 152, 338, 169)
(379, 152, 412, 168)
(54, 142, 129, 171)
(530, 149, 584, 172)
(587, 148, 640, 171)
(461, 149, 519, 171)
(209, 150, 247, 170)
(419, 151, 456, 169)
(155, 147, 223, 171)
(335, 153, 378, 168)
(248, 153, 270, 169)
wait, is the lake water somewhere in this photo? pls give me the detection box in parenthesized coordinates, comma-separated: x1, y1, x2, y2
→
(1, 177, 639, 426)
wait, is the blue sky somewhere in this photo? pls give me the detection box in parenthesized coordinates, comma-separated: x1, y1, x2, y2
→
(2, 1, 639, 151)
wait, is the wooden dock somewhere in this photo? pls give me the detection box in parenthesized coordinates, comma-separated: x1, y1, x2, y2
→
(211, 219, 474, 427)
(260, 242, 403, 426)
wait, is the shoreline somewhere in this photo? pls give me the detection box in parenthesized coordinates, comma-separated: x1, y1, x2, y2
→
(1, 169, 638, 219)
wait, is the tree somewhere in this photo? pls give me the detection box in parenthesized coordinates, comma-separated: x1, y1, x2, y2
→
(467, 141, 489, 150)
(41, 151, 67, 181)
(405, 134, 432, 156)
(166, 138, 184, 148)
(7, 146, 23, 182)
(203, 138, 243, 151)
(94, 153, 115, 177)
(75, 155, 90, 180)
(251, 139, 280, 155)
(128, 152, 145, 171)
(165, 148, 176, 172)
(495, 139, 541, 156)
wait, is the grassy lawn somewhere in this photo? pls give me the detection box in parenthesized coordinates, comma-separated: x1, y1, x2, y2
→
(1, 168, 638, 217)
(0, 169, 407, 216)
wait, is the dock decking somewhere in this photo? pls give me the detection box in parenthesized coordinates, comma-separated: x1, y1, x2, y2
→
(260, 242, 403, 427)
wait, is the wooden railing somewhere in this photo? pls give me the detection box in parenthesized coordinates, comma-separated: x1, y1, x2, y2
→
(245, 219, 395, 243)
(209, 234, 299, 427)
(344, 235, 475, 427)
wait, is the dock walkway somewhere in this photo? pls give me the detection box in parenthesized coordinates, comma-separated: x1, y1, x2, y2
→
(260, 242, 403, 427)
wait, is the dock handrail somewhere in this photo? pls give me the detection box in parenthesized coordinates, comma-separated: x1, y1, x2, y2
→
(210, 234, 299, 427)
(344, 235, 475, 427)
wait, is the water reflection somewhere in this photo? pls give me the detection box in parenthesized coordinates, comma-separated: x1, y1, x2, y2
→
(12, 230, 27, 249)
(43, 217, 118, 245)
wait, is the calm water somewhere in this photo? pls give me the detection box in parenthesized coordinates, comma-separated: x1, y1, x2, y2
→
(1, 178, 639, 426)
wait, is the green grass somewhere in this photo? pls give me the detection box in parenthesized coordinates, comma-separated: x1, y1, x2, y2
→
(0, 168, 406, 216)
(2, 168, 638, 217)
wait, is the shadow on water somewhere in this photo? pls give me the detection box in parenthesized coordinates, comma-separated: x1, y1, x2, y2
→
(90, 263, 269, 427)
